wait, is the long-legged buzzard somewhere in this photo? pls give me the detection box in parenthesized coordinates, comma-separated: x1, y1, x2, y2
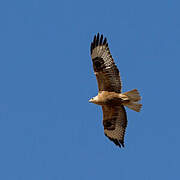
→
(89, 33, 142, 148)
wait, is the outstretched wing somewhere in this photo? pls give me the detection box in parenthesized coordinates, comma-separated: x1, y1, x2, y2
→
(102, 105, 127, 147)
(90, 33, 122, 93)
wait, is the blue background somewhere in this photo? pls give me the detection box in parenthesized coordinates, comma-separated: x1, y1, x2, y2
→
(0, 0, 180, 179)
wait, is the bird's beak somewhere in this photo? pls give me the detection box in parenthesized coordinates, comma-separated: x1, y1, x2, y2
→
(89, 99, 92, 103)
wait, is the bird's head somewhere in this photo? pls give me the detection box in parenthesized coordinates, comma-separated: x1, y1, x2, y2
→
(89, 96, 98, 104)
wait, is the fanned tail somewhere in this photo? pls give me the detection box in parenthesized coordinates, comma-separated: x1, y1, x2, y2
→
(121, 89, 142, 112)
(123, 89, 141, 102)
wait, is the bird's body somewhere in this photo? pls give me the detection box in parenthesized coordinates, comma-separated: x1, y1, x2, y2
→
(89, 91, 127, 106)
(90, 89, 141, 111)
(89, 33, 142, 147)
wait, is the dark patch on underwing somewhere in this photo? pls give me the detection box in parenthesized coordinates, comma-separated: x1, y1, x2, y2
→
(92, 57, 105, 71)
(103, 118, 116, 130)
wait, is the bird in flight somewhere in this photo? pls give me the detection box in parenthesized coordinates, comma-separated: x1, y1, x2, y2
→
(89, 33, 142, 148)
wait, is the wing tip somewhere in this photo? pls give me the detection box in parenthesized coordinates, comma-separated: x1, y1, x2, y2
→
(116, 140, 125, 148)
(90, 33, 108, 55)
(105, 133, 125, 148)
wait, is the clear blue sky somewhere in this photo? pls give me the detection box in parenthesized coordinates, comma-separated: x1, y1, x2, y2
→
(0, 0, 180, 179)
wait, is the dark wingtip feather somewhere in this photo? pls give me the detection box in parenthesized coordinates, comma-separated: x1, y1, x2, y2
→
(90, 33, 107, 55)
(105, 133, 124, 148)
(90, 43, 93, 55)
(116, 140, 125, 148)
(100, 34, 103, 45)
(93, 35, 96, 44)
(96, 33, 99, 46)
(120, 140, 125, 147)
(113, 139, 123, 148)
(103, 37, 107, 45)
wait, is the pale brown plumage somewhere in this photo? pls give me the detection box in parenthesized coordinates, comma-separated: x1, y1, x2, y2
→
(89, 33, 142, 148)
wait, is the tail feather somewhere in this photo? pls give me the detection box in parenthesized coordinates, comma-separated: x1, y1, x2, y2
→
(122, 89, 142, 112)
(123, 89, 141, 102)
(125, 101, 142, 112)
